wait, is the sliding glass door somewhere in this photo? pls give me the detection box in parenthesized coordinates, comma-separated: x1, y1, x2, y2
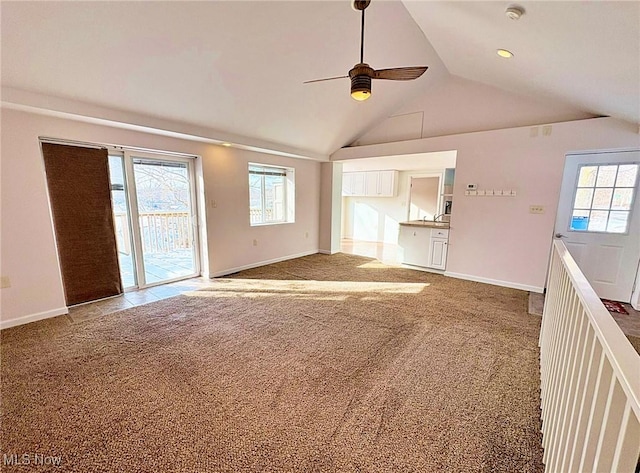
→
(109, 152, 199, 289)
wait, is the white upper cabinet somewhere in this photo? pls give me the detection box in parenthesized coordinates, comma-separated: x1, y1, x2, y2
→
(377, 170, 396, 196)
(342, 170, 397, 197)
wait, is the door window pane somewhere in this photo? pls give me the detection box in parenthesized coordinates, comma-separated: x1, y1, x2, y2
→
(574, 188, 593, 209)
(591, 188, 613, 209)
(109, 155, 136, 288)
(133, 159, 196, 285)
(570, 163, 638, 233)
(616, 165, 638, 187)
(578, 166, 597, 187)
(607, 211, 629, 233)
(595, 165, 617, 187)
(611, 188, 633, 210)
(587, 210, 609, 232)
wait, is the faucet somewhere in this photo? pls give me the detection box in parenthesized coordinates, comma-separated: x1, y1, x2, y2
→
(433, 213, 446, 222)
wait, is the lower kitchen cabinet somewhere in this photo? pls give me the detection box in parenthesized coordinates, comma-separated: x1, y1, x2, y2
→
(399, 225, 431, 267)
(399, 225, 449, 270)
(429, 237, 448, 270)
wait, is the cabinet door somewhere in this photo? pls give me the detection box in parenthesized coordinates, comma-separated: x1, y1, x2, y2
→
(399, 226, 430, 267)
(352, 172, 366, 196)
(378, 170, 396, 197)
(364, 171, 380, 196)
(429, 238, 448, 270)
(342, 173, 355, 196)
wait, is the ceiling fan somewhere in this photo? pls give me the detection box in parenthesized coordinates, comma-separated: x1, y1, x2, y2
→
(304, 0, 428, 101)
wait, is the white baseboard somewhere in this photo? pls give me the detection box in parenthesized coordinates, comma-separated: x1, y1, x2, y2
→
(1, 306, 69, 330)
(209, 250, 319, 278)
(444, 271, 544, 293)
(318, 249, 341, 255)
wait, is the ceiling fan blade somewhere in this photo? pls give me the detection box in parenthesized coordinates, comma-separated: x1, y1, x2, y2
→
(372, 66, 428, 81)
(303, 75, 349, 84)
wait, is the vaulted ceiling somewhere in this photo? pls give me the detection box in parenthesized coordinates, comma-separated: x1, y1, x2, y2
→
(1, 1, 638, 158)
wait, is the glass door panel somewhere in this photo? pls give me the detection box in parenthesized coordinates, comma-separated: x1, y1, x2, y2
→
(108, 155, 136, 289)
(132, 158, 197, 285)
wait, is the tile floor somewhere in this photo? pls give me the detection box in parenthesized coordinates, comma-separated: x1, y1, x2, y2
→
(340, 238, 405, 266)
(67, 277, 212, 323)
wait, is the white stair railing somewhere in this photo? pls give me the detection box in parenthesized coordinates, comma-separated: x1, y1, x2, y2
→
(540, 240, 640, 472)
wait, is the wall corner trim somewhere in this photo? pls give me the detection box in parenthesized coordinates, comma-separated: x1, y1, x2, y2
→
(444, 271, 544, 294)
(1, 306, 69, 330)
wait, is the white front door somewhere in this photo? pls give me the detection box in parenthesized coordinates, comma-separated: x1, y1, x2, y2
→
(554, 151, 640, 302)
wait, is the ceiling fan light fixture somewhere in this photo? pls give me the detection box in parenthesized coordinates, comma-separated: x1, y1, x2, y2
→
(351, 74, 371, 101)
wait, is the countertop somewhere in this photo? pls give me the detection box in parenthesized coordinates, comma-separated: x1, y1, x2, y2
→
(399, 220, 450, 229)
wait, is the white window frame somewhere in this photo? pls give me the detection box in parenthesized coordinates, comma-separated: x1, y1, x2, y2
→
(568, 162, 639, 234)
(248, 163, 295, 226)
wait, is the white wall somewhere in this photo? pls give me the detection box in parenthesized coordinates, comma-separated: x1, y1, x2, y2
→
(319, 162, 343, 254)
(352, 75, 595, 147)
(0, 108, 321, 326)
(333, 117, 640, 292)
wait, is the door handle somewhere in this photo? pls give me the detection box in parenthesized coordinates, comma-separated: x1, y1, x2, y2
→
(554, 233, 567, 239)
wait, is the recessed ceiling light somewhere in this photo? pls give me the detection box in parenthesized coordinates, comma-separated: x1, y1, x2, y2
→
(497, 49, 514, 58)
(505, 5, 525, 20)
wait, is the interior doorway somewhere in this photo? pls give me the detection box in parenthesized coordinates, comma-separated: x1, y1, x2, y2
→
(108, 151, 200, 289)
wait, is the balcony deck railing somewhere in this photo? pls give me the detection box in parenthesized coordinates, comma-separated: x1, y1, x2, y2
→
(114, 211, 192, 255)
(540, 240, 640, 472)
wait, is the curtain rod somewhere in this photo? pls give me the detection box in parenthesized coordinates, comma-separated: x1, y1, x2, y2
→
(38, 137, 198, 159)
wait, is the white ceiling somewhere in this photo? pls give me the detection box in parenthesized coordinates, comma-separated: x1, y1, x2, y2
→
(0, 1, 446, 157)
(1, 1, 638, 158)
(403, 0, 640, 125)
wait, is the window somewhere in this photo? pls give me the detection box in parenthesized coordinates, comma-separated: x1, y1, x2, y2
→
(570, 163, 639, 233)
(248, 163, 294, 225)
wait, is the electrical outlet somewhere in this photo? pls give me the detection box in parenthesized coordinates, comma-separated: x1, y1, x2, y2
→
(0, 276, 11, 288)
(529, 205, 545, 214)
(253, 239, 258, 246)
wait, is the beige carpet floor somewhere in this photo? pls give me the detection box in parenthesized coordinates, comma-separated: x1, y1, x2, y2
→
(1, 253, 544, 472)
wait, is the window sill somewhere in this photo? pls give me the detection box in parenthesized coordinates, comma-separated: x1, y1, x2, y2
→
(250, 220, 295, 227)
